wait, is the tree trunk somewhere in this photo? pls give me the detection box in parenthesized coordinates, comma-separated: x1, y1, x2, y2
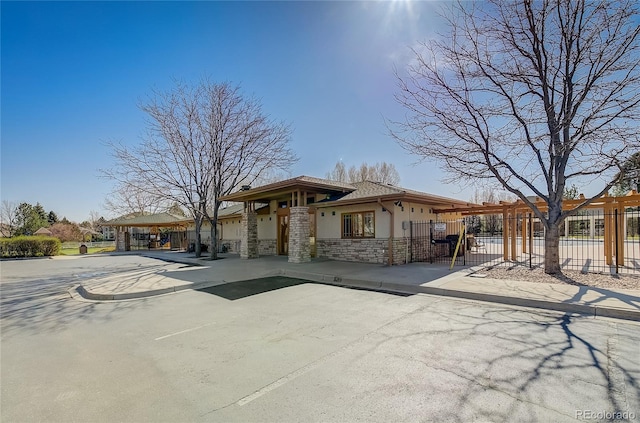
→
(209, 220, 218, 260)
(208, 203, 221, 260)
(544, 204, 563, 274)
(194, 218, 202, 258)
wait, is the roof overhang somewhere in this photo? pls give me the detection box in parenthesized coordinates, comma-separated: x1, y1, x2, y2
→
(314, 193, 472, 209)
(220, 178, 355, 203)
(106, 213, 191, 228)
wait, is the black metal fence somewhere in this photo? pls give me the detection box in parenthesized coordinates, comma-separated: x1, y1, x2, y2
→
(409, 220, 466, 265)
(409, 208, 640, 275)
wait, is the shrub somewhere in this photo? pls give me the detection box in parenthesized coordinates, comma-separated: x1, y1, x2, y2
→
(0, 236, 61, 258)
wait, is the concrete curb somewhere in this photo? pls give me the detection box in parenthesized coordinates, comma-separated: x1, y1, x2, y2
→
(74, 280, 225, 301)
(270, 268, 640, 323)
(74, 256, 640, 322)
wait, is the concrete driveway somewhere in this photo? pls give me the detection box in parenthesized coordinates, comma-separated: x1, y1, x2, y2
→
(1, 256, 639, 422)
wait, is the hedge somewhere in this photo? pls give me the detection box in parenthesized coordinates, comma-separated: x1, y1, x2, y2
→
(0, 236, 61, 258)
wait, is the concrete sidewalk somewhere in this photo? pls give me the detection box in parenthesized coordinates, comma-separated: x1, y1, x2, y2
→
(73, 251, 640, 322)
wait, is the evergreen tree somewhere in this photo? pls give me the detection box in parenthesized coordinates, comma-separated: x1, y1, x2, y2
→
(48, 210, 59, 225)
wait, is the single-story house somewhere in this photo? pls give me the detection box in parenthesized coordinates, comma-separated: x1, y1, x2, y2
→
(33, 227, 53, 236)
(107, 176, 472, 264)
(207, 176, 470, 265)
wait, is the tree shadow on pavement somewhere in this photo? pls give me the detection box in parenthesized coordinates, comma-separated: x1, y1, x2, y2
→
(354, 301, 639, 422)
(0, 277, 152, 341)
(553, 273, 640, 311)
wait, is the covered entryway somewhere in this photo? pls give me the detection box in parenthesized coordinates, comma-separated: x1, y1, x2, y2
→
(219, 176, 355, 263)
(277, 212, 289, 255)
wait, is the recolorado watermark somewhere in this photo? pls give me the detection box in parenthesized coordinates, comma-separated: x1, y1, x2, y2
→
(576, 410, 637, 420)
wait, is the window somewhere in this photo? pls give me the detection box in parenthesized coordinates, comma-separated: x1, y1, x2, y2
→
(342, 211, 375, 238)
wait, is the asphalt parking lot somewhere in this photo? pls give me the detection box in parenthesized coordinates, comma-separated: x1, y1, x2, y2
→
(1, 256, 639, 422)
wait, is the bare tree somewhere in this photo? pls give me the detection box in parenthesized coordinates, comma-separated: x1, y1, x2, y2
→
(103, 183, 167, 218)
(612, 151, 640, 196)
(326, 161, 347, 182)
(470, 187, 515, 236)
(1, 200, 18, 237)
(373, 162, 401, 185)
(348, 163, 369, 183)
(87, 210, 102, 231)
(390, 0, 640, 273)
(326, 161, 401, 185)
(103, 79, 296, 258)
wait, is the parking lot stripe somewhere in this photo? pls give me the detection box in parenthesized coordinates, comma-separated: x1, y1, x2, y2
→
(154, 322, 216, 341)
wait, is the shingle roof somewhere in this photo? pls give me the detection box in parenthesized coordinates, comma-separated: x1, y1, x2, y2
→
(105, 205, 267, 227)
(217, 203, 268, 218)
(106, 213, 190, 227)
(316, 180, 469, 207)
(219, 175, 357, 202)
(293, 176, 356, 191)
(334, 181, 402, 200)
(218, 203, 245, 217)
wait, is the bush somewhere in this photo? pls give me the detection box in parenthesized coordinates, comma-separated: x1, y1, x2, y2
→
(0, 236, 61, 258)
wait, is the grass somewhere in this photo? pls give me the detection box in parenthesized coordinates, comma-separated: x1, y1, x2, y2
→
(59, 246, 116, 256)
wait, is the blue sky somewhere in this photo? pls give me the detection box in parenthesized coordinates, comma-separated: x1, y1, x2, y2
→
(2, 1, 480, 222)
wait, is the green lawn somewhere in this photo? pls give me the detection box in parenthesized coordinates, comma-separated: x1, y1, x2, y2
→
(59, 246, 116, 256)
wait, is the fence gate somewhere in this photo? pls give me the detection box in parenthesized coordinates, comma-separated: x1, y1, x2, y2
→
(409, 220, 465, 264)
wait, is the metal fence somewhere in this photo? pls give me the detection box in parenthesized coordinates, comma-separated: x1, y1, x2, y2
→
(61, 241, 116, 249)
(409, 208, 640, 275)
(409, 220, 467, 265)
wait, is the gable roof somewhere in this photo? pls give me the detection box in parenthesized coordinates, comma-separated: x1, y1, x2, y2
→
(314, 181, 472, 208)
(220, 176, 471, 209)
(106, 213, 190, 227)
(220, 175, 356, 203)
(104, 205, 268, 228)
(34, 227, 53, 235)
(216, 203, 268, 218)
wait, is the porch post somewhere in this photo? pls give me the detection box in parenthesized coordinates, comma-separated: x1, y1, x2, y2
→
(115, 226, 127, 252)
(288, 206, 310, 263)
(521, 211, 527, 254)
(241, 204, 258, 259)
(502, 207, 509, 261)
(510, 210, 517, 261)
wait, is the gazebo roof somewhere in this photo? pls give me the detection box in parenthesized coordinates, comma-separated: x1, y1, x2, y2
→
(106, 213, 190, 228)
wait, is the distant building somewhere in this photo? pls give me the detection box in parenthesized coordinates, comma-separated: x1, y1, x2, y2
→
(33, 227, 53, 236)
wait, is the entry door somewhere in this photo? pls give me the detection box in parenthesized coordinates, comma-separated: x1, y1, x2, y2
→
(278, 214, 289, 255)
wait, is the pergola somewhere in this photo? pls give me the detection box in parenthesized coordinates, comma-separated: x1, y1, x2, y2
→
(437, 191, 640, 266)
(106, 213, 190, 251)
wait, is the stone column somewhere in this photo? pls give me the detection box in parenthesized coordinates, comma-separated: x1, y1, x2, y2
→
(289, 207, 311, 263)
(241, 211, 258, 259)
(116, 228, 126, 251)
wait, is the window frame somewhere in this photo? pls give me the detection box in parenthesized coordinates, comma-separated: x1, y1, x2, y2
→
(341, 210, 375, 239)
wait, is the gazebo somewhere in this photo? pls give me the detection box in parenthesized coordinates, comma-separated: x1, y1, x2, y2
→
(106, 213, 190, 251)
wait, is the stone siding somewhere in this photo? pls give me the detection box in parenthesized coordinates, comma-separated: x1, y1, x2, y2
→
(240, 212, 259, 259)
(220, 239, 241, 254)
(317, 238, 409, 265)
(258, 239, 277, 256)
(218, 238, 275, 256)
(288, 207, 311, 263)
(116, 230, 127, 252)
